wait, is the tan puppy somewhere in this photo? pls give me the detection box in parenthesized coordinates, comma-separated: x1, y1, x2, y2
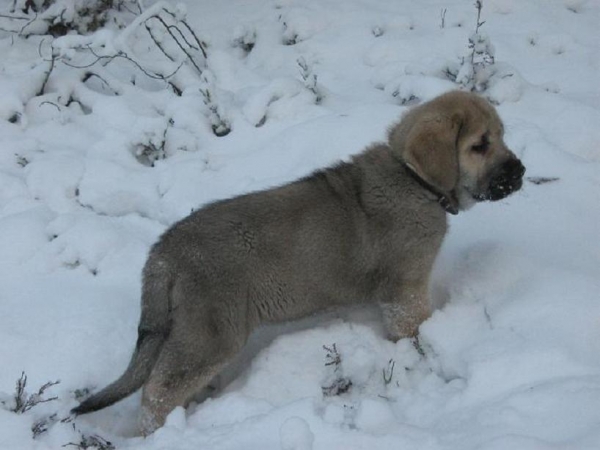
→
(73, 91, 525, 433)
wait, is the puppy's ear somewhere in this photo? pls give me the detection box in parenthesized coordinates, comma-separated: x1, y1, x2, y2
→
(399, 114, 463, 195)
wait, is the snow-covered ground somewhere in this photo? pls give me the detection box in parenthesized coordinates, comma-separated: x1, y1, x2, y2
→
(0, 0, 599, 449)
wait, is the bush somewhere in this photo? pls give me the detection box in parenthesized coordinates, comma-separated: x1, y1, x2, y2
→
(445, 0, 495, 92)
(0, 372, 59, 414)
(6, 0, 141, 36)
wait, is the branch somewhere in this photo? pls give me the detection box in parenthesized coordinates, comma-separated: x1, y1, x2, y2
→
(37, 39, 57, 96)
(81, 71, 118, 95)
(11, 372, 60, 414)
(474, 0, 484, 34)
(18, 12, 39, 36)
(160, 7, 207, 58)
(144, 22, 175, 61)
(60, 45, 183, 81)
(0, 12, 30, 20)
(147, 14, 204, 75)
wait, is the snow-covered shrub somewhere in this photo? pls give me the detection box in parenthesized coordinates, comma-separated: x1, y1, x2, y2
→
(377, 73, 456, 107)
(0, 374, 115, 444)
(46, 2, 208, 91)
(1, 372, 59, 414)
(297, 57, 323, 104)
(321, 344, 352, 397)
(278, 7, 329, 46)
(199, 72, 231, 137)
(131, 118, 170, 166)
(16, 0, 231, 164)
(441, 1, 526, 103)
(3, 0, 141, 36)
(232, 25, 256, 55)
(31, 413, 60, 439)
(63, 425, 115, 450)
(445, 0, 495, 92)
(280, 16, 298, 46)
(0, 372, 65, 439)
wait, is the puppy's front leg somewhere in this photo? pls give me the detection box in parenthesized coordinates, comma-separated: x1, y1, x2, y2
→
(380, 280, 431, 342)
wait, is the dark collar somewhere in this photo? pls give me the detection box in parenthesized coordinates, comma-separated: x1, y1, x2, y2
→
(403, 163, 460, 215)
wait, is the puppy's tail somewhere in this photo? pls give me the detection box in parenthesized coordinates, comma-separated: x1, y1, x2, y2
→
(72, 260, 173, 416)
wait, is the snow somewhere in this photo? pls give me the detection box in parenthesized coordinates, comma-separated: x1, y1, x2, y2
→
(280, 416, 315, 450)
(0, 0, 599, 449)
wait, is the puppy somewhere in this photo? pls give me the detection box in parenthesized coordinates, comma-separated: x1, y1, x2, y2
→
(73, 90, 525, 433)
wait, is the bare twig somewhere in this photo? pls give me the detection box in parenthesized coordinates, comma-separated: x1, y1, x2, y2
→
(0, 12, 30, 20)
(160, 7, 207, 58)
(82, 71, 119, 95)
(147, 14, 204, 75)
(323, 344, 341, 367)
(413, 336, 425, 356)
(200, 86, 231, 136)
(118, 0, 143, 16)
(383, 359, 395, 385)
(39, 101, 61, 112)
(471, 0, 488, 65)
(10, 372, 60, 414)
(32, 413, 57, 438)
(297, 57, 323, 104)
(321, 344, 352, 396)
(37, 39, 57, 96)
(63, 424, 115, 450)
(527, 176, 560, 185)
(18, 12, 39, 35)
(475, 1, 485, 32)
(144, 22, 176, 61)
(60, 45, 183, 81)
(14, 372, 27, 412)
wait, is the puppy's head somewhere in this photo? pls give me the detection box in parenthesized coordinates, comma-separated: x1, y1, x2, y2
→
(389, 90, 525, 211)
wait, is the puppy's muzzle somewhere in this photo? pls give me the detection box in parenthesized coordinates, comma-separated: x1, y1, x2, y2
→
(485, 158, 526, 201)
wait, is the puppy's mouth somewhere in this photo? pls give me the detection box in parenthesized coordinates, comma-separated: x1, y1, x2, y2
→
(472, 158, 526, 202)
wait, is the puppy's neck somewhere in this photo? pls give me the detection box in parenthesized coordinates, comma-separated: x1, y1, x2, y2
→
(402, 162, 459, 215)
(356, 145, 459, 215)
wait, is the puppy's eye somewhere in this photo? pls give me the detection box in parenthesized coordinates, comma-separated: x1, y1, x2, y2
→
(472, 136, 489, 154)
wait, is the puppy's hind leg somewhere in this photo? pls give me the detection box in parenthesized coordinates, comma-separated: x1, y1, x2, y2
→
(139, 330, 244, 435)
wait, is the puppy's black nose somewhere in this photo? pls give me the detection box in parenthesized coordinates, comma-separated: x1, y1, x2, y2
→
(504, 158, 525, 180)
(486, 157, 525, 201)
